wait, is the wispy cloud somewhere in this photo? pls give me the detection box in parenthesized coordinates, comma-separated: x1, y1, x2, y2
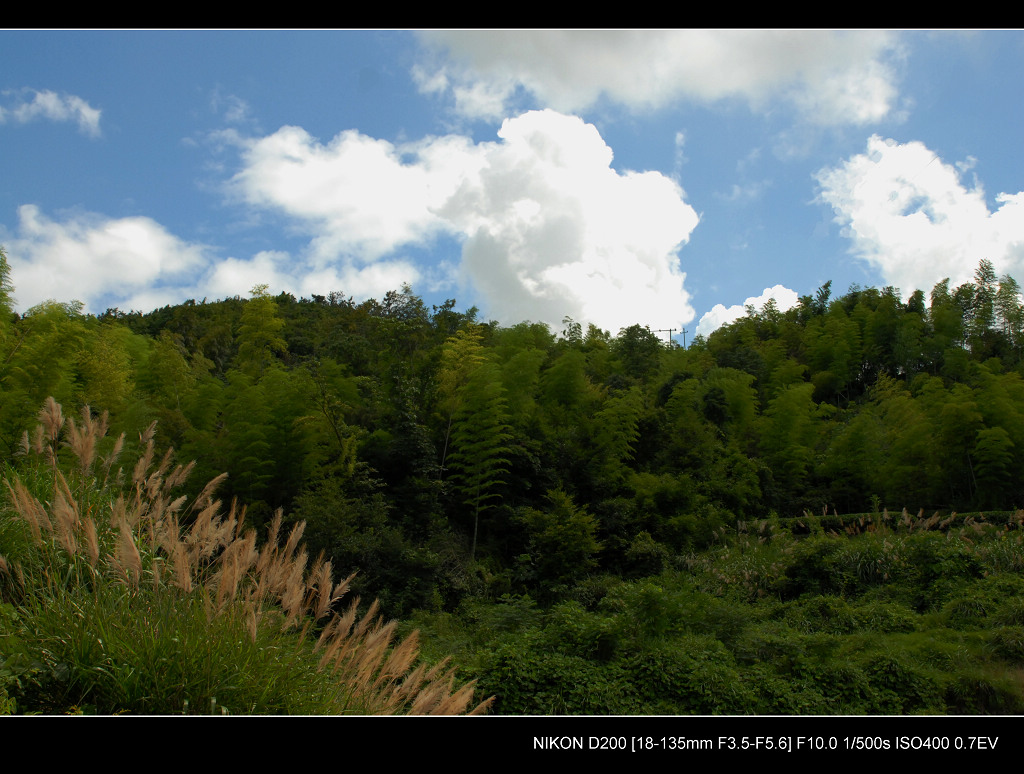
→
(209, 87, 255, 126)
(716, 180, 772, 204)
(0, 88, 102, 137)
(414, 30, 905, 126)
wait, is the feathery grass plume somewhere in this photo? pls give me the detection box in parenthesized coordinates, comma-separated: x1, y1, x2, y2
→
(38, 396, 64, 449)
(65, 406, 102, 477)
(81, 516, 99, 568)
(192, 472, 228, 513)
(315, 596, 364, 669)
(52, 478, 80, 557)
(282, 517, 306, 561)
(100, 431, 125, 484)
(5, 477, 50, 543)
(113, 517, 143, 586)
(215, 529, 259, 611)
(132, 423, 157, 486)
(170, 539, 193, 593)
(2, 397, 491, 715)
(311, 559, 349, 621)
(29, 424, 45, 456)
(279, 547, 309, 626)
(165, 461, 195, 492)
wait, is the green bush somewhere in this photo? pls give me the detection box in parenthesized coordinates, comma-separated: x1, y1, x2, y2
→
(622, 637, 755, 714)
(479, 632, 636, 714)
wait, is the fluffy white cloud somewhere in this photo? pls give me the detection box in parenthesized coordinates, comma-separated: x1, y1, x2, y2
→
(444, 110, 697, 332)
(204, 251, 422, 304)
(415, 30, 903, 125)
(5, 205, 207, 313)
(230, 126, 470, 264)
(7, 110, 699, 330)
(817, 135, 1024, 296)
(3, 204, 422, 314)
(696, 284, 800, 338)
(0, 89, 101, 137)
(229, 109, 698, 332)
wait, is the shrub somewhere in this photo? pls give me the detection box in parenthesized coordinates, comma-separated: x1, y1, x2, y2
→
(622, 637, 755, 714)
(478, 631, 636, 714)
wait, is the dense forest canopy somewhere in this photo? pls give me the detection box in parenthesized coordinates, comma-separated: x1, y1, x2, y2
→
(2, 249, 1023, 607)
(5, 248, 1024, 714)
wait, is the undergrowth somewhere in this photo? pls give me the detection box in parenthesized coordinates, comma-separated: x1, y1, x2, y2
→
(409, 507, 1024, 714)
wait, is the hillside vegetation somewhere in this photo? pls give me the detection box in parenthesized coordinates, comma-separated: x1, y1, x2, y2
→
(3, 247, 1024, 713)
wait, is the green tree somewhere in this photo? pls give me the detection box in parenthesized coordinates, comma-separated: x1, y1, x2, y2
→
(235, 284, 287, 379)
(540, 349, 595, 424)
(0, 300, 86, 456)
(995, 273, 1024, 360)
(223, 374, 275, 508)
(917, 378, 983, 506)
(973, 426, 1016, 509)
(612, 324, 663, 382)
(591, 385, 644, 487)
(436, 325, 488, 476)
(76, 322, 137, 416)
(759, 382, 820, 510)
(0, 247, 14, 352)
(854, 375, 938, 510)
(517, 489, 602, 588)
(447, 361, 513, 561)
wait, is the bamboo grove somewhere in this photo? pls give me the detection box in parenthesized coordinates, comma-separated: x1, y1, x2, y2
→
(4, 247, 1024, 713)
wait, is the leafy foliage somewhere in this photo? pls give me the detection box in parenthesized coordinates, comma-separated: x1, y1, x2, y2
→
(4, 255, 1024, 714)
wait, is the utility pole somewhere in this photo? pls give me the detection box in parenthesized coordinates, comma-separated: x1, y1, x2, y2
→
(654, 327, 678, 346)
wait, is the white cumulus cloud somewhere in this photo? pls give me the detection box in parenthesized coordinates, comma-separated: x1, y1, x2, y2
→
(228, 109, 699, 333)
(443, 110, 697, 332)
(7, 109, 699, 328)
(3, 204, 424, 314)
(696, 284, 800, 338)
(4, 205, 207, 313)
(816, 135, 1024, 296)
(0, 89, 102, 137)
(230, 126, 468, 264)
(414, 30, 903, 125)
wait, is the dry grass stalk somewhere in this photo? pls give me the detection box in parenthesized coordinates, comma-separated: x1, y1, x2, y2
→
(132, 431, 156, 487)
(100, 431, 125, 484)
(4, 397, 491, 715)
(39, 396, 64, 448)
(81, 516, 100, 568)
(113, 518, 143, 586)
(170, 540, 193, 593)
(5, 478, 50, 543)
(65, 406, 103, 477)
(52, 481, 80, 557)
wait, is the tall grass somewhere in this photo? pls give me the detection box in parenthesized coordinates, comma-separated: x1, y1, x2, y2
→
(0, 398, 491, 715)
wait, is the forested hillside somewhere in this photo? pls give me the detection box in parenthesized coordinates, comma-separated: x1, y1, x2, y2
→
(4, 248, 1024, 713)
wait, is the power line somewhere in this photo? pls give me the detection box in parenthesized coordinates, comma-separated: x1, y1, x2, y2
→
(654, 327, 678, 346)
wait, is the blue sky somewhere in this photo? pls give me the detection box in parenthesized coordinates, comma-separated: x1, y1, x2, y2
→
(2, 30, 1024, 344)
